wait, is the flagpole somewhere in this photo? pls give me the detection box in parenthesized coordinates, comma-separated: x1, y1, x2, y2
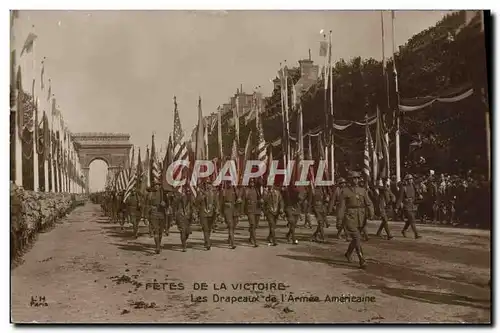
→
(391, 10, 401, 182)
(50, 96, 56, 192)
(328, 30, 335, 183)
(32, 26, 39, 192)
(279, 64, 288, 174)
(284, 61, 291, 164)
(381, 11, 391, 181)
(11, 13, 23, 187)
(42, 59, 49, 192)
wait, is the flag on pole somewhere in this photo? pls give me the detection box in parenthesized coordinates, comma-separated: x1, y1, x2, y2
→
(150, 134, 161, 186)
(241, 130, 253, 184)
(230, 138, 239, 183)
(363, 123, 371, 186)
(195, 97, 206, 160)
(47, 79, 52, 101)
(172, 96, 188, 182)
(375, 106, 389, 179)
(234, 95, 240, 144)
(40, 59, 45, 90)
(20, 32, 37, 56)
(162, 135, 175, 192)
(217, 106, 223, 159)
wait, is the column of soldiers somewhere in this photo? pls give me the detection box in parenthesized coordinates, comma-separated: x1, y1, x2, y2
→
(94, 171, 426, 270)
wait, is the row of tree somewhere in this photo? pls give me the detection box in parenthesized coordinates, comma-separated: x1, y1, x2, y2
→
(208, 11, 489, 178)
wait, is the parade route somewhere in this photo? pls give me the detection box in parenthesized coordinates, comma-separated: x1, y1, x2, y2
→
(11, 203, 491, 323)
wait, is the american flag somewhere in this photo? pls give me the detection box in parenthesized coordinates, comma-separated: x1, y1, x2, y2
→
(173, 97, 188, 182)
(363, 122, 373, 187)
(256, 94, 267, 164)
(123, 147, 138, 203)
(150, 134, 161, 186)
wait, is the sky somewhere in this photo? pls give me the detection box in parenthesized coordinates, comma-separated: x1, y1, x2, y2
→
(12, 10, 453, 191)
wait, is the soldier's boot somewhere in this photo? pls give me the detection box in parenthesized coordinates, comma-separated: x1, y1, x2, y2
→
(345, 241, 355, 262)
(335, 228, 342, 239)
(401, 221, 409, 238)
(310, 230, 318, 242)
(269, 229, 277, 246)
(154, 235, 161, 254)
(411, 224, 422, 239)
(203, 226, 211, 250)
(164, 218, 170, 237)
(132, 220, 139, 239)
(180, 229, 187, 252)
(250, 226, 258, 248)
(290, 226, 298, 245)
(356, 247, 367, 269)
(362, 227, 369, 241)
(319, 224, 326, 242)
(228, 226, 236, 249)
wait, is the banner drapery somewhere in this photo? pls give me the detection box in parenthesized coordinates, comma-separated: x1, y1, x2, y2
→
(399, 88, 474, 112)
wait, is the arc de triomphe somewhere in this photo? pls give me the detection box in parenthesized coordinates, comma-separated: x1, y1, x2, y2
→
(72, 132, 133, 193)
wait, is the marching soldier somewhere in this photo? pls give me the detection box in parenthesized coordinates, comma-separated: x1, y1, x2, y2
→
(126, 188, 142, 238)
(111, 191, 119, 223)
(220, 180, 241, 249)
(174, 186, 194, 252)
(263, 183, 284, 246)
(242, 178, 263, 247)
(147, 182, 166, 254)
(164, 191, 175, 237)
(396, 174, 422, 239)
(283, 186, 301, 245)
(300, 186, 313, 228)
(196, 181, 219, 250)
(328, 178, 349, 241)
(337, 171, 374, 269)
(140, 186, 153, 238)
(311, 185, 328, 243)
(118, 190, 128, 230)
(375, 178, 394, 240)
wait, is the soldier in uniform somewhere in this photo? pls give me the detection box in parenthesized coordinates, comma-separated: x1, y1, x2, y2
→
(196, 181, 219, 250)
(219, 180, 241, 249)
(173, 186, 194, 252)
(111, 191, 119, 223)
(118, 190, 128, 230)
(300, 186, 313, 228)
(126, 188, 142, 238)
(337, 171, 374, 269)
(147, 182, 166, 254)
(328, 178, 349, 241)
(263, 183, 284, 246)
(242, 178, 262, 247)
(375, 178, 394, 240)
(311, 186, 328, 243)
(283, 186, 301, 244)
(396, 174, 422, 239)
(164, 191, 175, 237)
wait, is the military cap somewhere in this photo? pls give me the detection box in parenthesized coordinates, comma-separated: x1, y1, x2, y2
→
(348, 171, 361, 178)
(337, 177, 346, 184)
(404, 174, 413, 180)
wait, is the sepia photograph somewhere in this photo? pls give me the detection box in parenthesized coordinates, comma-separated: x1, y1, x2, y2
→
(9, 9, 491, 324)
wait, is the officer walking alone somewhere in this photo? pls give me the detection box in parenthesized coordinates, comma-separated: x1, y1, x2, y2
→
(337, 171, 374, 269)
(396, 174, 422, 239)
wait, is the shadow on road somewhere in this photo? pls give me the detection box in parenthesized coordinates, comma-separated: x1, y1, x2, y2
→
(372, 239, 490, 268)
(277, 254, 357, 270)
(371, 286, 490, 310)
